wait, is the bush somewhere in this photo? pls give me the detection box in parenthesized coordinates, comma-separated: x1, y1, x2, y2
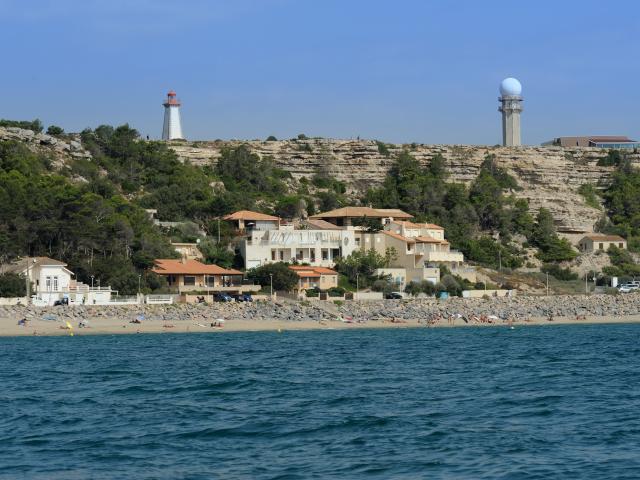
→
(305, 288, 319, 297)
(327, 286, 345, 297)
(375, 141, 390, 157)
(247, 263, 299, 291)
(266, 135, 277, 141)
(46, 125, 64, 135)
(541, 263, 578, 281)
(597, 150, 623, 167)
(0, 273, 28, 297)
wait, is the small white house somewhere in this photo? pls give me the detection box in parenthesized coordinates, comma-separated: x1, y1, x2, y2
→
(2, 257, 73, 305)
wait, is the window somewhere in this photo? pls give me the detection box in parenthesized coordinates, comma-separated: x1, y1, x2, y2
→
(619, 243, 624, 248)
(296, 249, 303, 261)
(279, 250, 284, 261)
(321, 249, 329, 261)
(310, 249, 316, 263)
(205, 275, 215, 287)
(183, 276, 196, 286)
(271, 250, 276, 261)
(599, 243, 604, 250)
(45, 276, 51, 290)
(53, 276, 58, 291)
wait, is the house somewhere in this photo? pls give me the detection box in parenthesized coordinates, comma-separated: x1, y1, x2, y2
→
(152, 259, 259, 294)
(0, 256, 113, 305)
(239, 224, 358, 269)
(289, 265, 338, 292)
(223, 210, 280, 232)
(309, 206, 413, 228)
(578, 234, 627, 253)
(171, 242, 203, 260)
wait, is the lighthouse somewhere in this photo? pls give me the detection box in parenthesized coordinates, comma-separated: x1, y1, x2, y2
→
(162, 90, 184, 140)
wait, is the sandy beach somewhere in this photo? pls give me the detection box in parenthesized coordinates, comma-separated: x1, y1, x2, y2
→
(4, 312, 640, 337)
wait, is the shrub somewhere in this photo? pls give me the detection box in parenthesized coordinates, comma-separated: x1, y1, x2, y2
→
(0, 273, 28, 297)
(46, 125, 64, 135)
(375, 141, 390, 157)
(541, 263, 578, 281)
(327, 286, 345, 297)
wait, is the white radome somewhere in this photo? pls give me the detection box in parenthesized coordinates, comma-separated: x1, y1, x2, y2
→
(500, 77, 522, 97)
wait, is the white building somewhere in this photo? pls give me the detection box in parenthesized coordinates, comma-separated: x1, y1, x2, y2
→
(240, 225, 357, 269)
(1, 257, 114, 306)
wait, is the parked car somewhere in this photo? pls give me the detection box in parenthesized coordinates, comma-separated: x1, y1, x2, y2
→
(233, 293, 253, 302)
(53, 298, 69, 306)
(214, 293, 234, 302)
(385, 292, 403, 300)
(618, 283, 640, 293)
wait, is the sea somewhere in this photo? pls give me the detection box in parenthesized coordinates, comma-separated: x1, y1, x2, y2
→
(2, 324, 640, 479)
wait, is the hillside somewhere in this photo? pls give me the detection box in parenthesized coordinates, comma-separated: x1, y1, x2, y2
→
(2, 123, 640, 295)
(169, 138, 640, 233)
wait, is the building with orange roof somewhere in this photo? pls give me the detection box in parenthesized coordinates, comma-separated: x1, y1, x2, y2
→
(223, 210, 280, 232)
(309, 206, 412, 227)
(152, 259, 259, 294)
(577, 234, 626, 253)
(288, 265, 338, 292)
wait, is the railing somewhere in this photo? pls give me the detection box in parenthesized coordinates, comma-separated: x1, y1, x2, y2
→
(146, 295, 173, 304)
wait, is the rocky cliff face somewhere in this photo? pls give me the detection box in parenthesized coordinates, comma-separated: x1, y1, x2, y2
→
(2, 124, 637, 235)
(0, 126, 91, 168)
(169, 138, 640, 233)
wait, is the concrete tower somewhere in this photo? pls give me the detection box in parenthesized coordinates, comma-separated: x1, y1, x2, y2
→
(162, 90, 183, 140)
(498, 77, 522, 146)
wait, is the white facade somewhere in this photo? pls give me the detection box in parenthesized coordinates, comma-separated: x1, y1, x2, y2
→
(162, 91, 184, 140)
(241, 228, 357, 269)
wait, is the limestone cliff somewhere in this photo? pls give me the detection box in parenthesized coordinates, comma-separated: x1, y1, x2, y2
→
(168, 138, 640, 234)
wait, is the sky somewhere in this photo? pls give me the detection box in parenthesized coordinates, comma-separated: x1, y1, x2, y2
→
(1, 0, 638, 145)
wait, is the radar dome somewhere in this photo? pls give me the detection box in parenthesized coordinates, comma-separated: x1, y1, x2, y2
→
(500, 77, 522, 97)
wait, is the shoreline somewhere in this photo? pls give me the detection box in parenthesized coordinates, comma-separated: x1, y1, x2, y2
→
(3, 314, 640, 337)
(3, 294, 640, 337)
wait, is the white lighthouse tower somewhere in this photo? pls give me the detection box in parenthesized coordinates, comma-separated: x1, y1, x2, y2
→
(498, 77, 522, 146)
(162, 90, 184, 140)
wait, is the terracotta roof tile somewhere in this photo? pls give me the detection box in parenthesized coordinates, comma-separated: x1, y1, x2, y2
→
(382, 231, 415, 243)
(223, 210, 280, 221)
(310, 207, 412, 219)
(152, 259, 242, 276)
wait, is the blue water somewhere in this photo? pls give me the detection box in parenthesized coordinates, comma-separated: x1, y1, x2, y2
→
(2, 325, 640, 479)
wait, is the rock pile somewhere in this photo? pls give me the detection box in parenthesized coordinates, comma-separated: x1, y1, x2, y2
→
(2, 294, 640, 325)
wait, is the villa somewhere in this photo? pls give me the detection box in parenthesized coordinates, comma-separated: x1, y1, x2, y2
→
(152, 258, 259, 294)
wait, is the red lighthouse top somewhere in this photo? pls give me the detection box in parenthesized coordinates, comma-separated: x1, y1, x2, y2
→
(163, 90, 181, 106)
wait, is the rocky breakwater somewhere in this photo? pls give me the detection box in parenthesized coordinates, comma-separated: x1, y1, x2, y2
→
(341, 294, 640, 321)
(169, 138, 640, 232)
(3, 294, 640, 328)
(0, 301, 333, 324)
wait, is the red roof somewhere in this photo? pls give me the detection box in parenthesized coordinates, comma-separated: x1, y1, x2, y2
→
(152, 259, 241, 276)
(288, 265, 338, 278)
(223, 210, 280, 222)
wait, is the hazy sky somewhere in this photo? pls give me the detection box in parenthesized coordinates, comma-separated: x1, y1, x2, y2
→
(1, 0, 638, 145)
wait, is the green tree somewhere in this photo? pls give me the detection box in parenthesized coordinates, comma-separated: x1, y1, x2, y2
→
(46, 125, 64, 135)
(529, 208, 577, 262)
(247, 263, 298, 291)
(0, 273, 28, 297)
